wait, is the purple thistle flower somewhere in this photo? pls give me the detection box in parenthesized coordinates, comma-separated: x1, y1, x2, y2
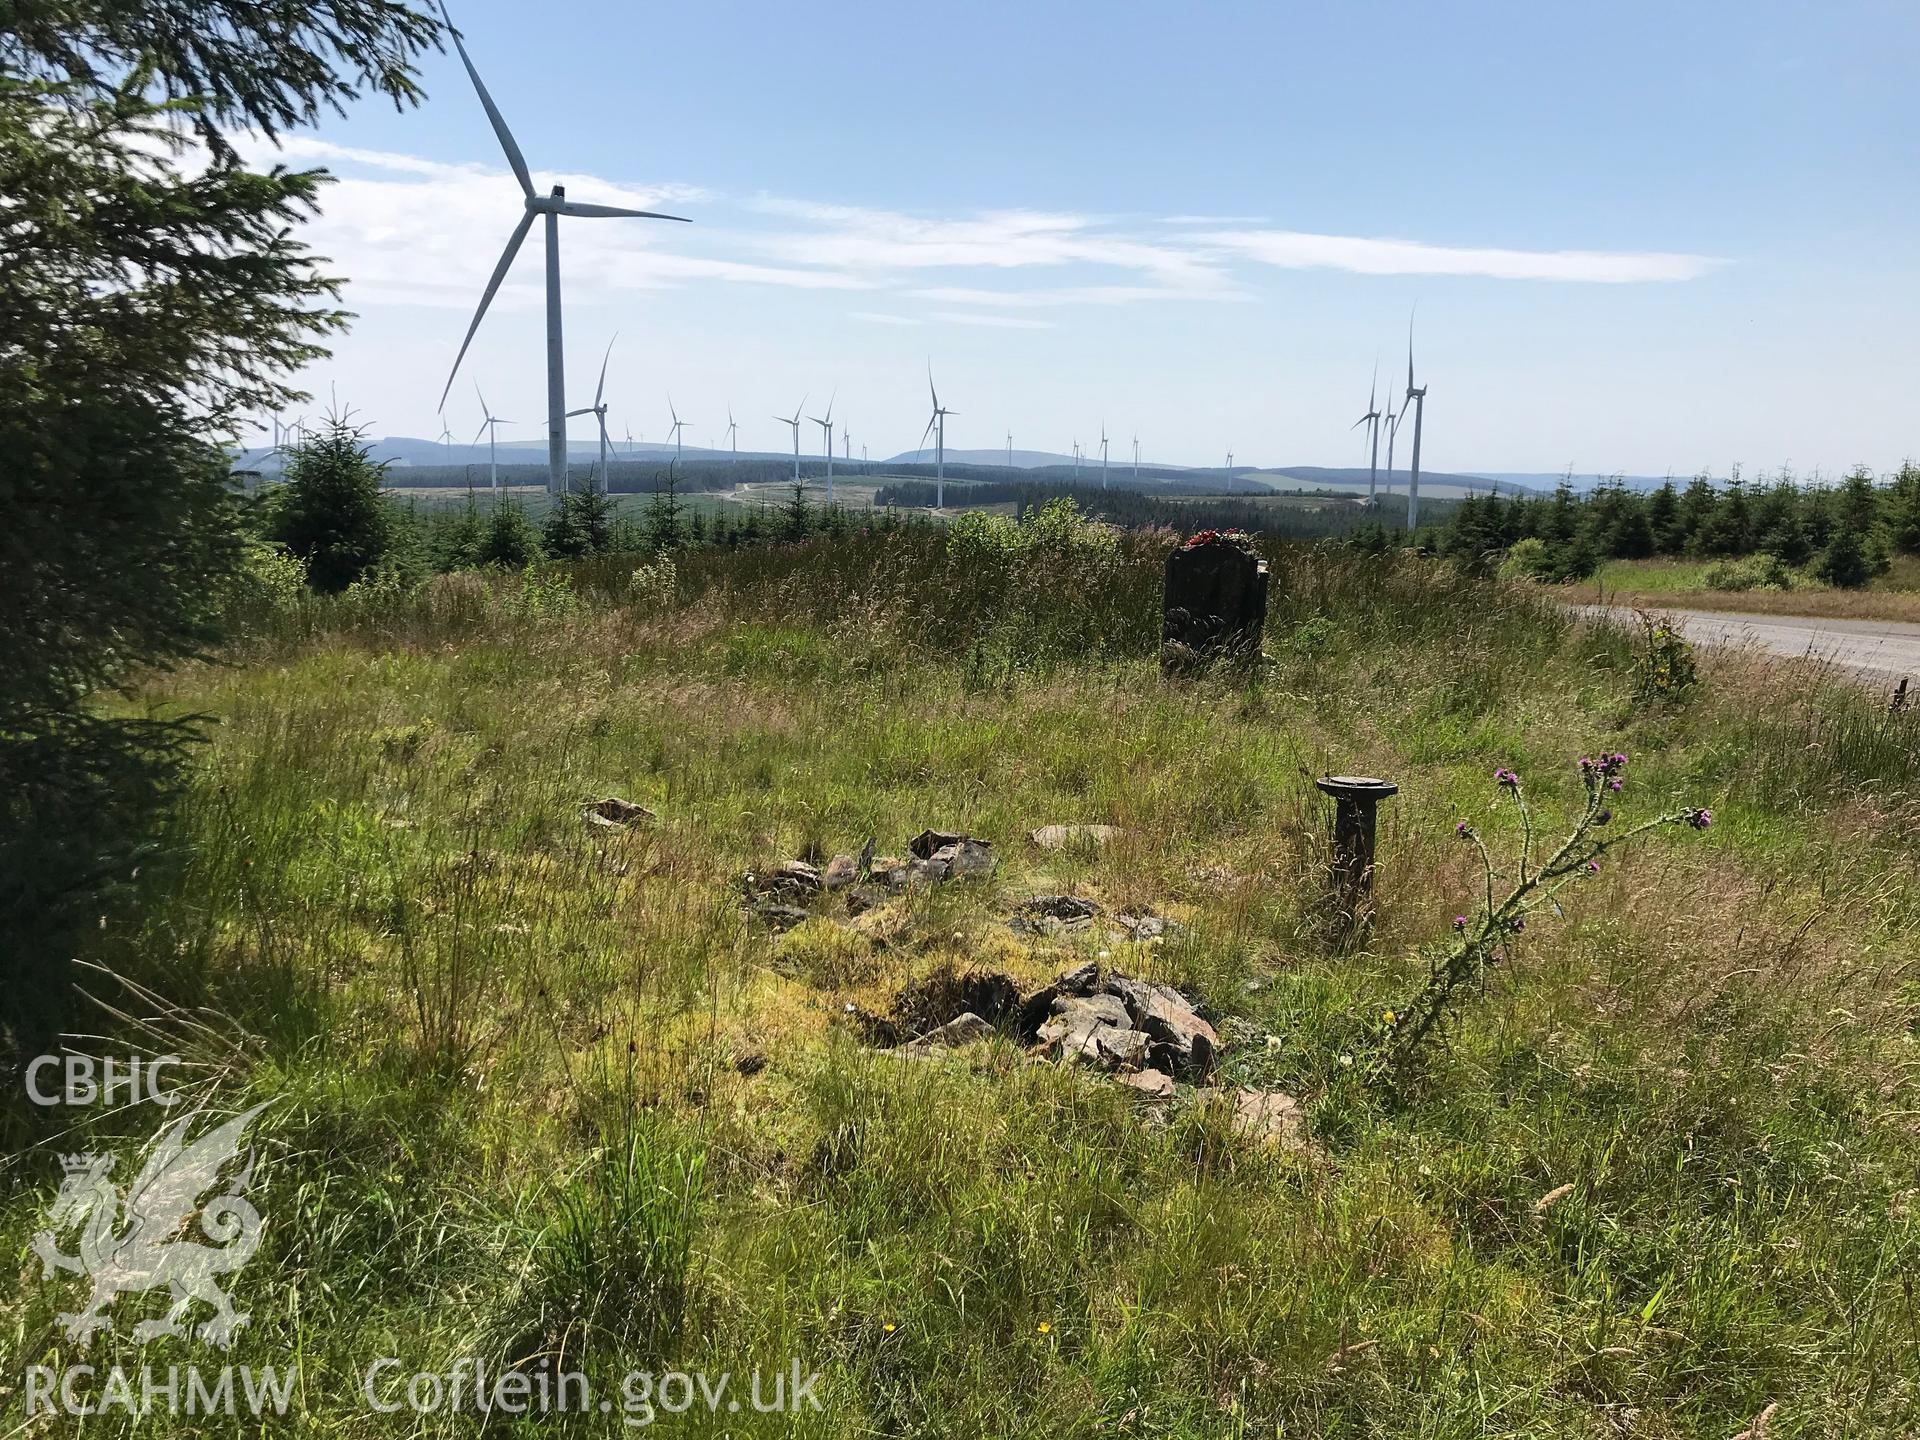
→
(1586, 861, 1600, 874)
(1455, 820, 1473, 838)
(1453, 914, 1468, 930)
(1608, 778, 1623, 792)
(1595, 808, 1613, 826)
(1509, 916, 1526, 933)
(1687, 808, 1713, 830)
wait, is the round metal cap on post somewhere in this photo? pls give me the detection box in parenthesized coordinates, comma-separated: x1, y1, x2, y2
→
(1314, 775, 1399, 937)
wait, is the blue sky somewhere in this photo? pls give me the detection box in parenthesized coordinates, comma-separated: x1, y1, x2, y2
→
(254, 0, 1920, 475)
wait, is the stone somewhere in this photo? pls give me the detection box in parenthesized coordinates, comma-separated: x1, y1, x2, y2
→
(822, 854, 858, 890)
(1009, 894, 1102, 937)
(1231, 1089, 1307, 1149)
(909, 829, 967, 860)
(734, 1050, 767, 1076)
(1105, 976, 1218, 1079)
(1029, 823, 1124, 851)
(903, 1011, 996, 1050)
(1054, 961, 1101, 995)
(582, 796, 655, 829)
(1120, 1069, 1175, 1100)
(845, 884, 891, 915)
(907, 855, 949, 885)
(768, 859, 822, 893)
(869, 857, 911, 889)
(1115, 912, 1182, 943)
(931, 837, 995, 879)
(1161, 533, 1270, 676)
(749, 901, 811, 933)
(1036, 994, 1143, 1069)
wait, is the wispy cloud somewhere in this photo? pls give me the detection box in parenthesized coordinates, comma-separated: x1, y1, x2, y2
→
(928, 311, 1056, 330)
(907, 284, 1245, 308)
(851, 311, 921, 325)
(1197, 228, 1724, 283)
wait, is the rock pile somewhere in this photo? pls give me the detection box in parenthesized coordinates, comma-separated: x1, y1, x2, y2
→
(1025, 963, 1218, 1080)
(1007, 895, 1183, 945)
(743, 829, 996, 929)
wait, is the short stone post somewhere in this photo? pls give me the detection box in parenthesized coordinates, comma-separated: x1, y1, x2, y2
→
(1314, 775, 1398, 937)
(1161, 531, 1269, 676)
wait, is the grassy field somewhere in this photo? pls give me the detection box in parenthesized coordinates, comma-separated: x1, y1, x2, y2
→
(5, 526, 1918, 1435)
(1577, 556, 1920, 623)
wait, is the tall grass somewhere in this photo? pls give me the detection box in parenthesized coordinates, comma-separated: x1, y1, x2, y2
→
(5, 529, 1916, 1435)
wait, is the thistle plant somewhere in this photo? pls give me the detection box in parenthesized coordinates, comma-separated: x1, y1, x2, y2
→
(1378, 751, 1712, 1080)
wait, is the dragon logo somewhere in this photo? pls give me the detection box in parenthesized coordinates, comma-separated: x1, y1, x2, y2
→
(29, 1103, 270, 1349)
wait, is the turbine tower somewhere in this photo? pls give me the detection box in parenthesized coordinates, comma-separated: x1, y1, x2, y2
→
(919, 365, 954, 509)
(1133, 433, 1140, 481)
(472, 383, 512, 492)
(564, 336, 617, 493)
(810, 391, 837, 504)
(724, 408, 738, 462)
(437, 424, 456, 465)
(775, 397, 806, 483)
(666, 395, 690, 468)
(1006, 430, 1013, 469)
(1099, 425, 1109, 489)
(1401, 312, 1429, 529)
(435, 3, 689, 495)
(1351, 361, 1383, 506)
(1382, 399, 1401, 499)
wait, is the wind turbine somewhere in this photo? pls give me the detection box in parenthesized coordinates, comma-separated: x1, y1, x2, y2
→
(1225, 451, 1234, 492)
(435, 2, 689, 496)
(724, 408, 738, 461)
(1401, 311, 1429, 529)
(473, 383, 512, 492)
(842, 422, 851, 465)
(666, 395, 690, 468)
(919, 365, 954, 509)
(1382, 397, 1402, 500)
(564, 336, 617, 493)
(810, 391, 837, 504)
(1351, 361, 1383, 505)
(437, 424, 457, 465)
(1099, 425, 1110, 489)
(1072, 440, 1081, 480)
(1006, 430, 1013, 469)
(775, 397, 806, 483)
(1133, 433, 1141, 480)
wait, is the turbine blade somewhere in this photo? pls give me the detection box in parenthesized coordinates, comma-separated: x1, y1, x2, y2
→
(439, 209, 535, 410)
(919, 414, 936, 451)
(566, 408, 595, 418)
(595, 334, 615, 407)
(439, 3, 534, 199)
(557, 201, 690, 222)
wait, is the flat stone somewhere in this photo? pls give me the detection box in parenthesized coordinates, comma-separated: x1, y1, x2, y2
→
(583, 797, 655, 829)
(904, 1011, 997, 1050)
(906, 856, 949, 885)
(822, 854, 858, 890)
(1232, 1089, 1307, 1149)
(1120, 1069, 1175, 1100)
(1029, 823, 1124, 851)
(1009, 894, 1102, 936)
(749, 902, 810, 933)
